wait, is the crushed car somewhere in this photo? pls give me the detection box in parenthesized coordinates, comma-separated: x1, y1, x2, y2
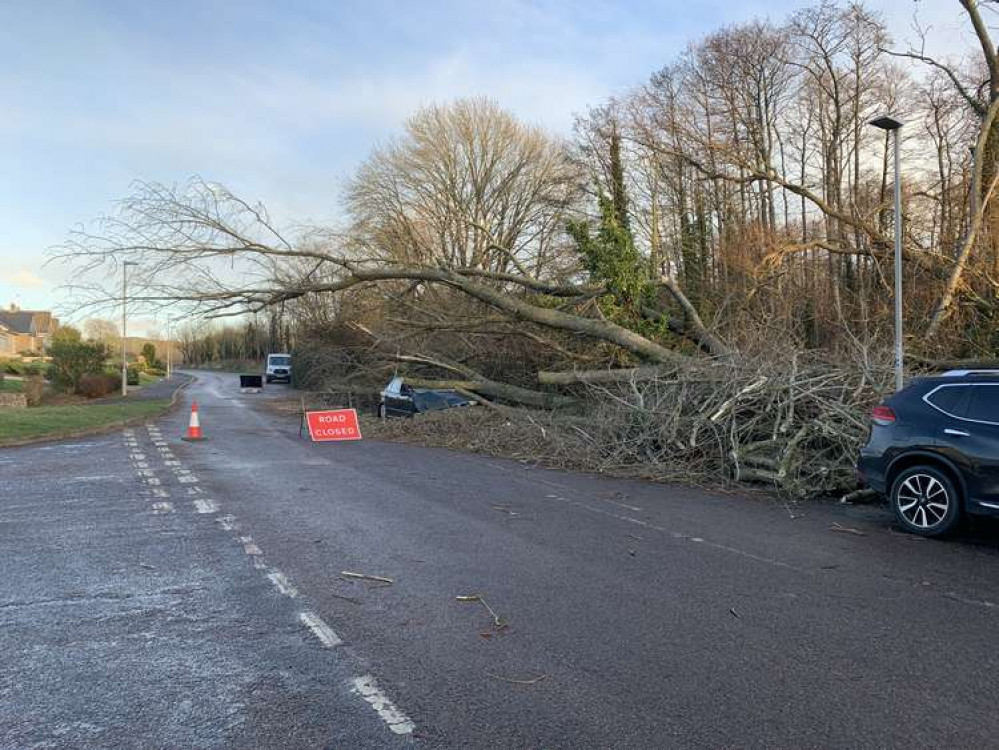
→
(377, 377, 475, 418)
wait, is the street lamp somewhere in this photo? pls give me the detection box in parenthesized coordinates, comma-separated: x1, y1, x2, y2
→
(869, 115, 905, 392)
(121, 261, 139, 396)
(165, 316, 174, 379)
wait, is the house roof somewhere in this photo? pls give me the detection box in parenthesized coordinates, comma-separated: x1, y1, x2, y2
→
(0, 310, 55, 335)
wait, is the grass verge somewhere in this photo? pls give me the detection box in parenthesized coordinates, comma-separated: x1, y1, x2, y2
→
(0, 399, 171, 443)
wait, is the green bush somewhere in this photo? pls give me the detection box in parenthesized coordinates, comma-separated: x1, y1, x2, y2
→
(50, 340, 109, 393)
(127, 367, 140, 386)
(0, 358, 26, 375)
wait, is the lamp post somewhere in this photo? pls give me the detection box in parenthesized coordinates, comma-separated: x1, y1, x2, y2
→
(121, 261, 139, 396)
(165, 316, 174, 379)
(869, 115, 905, 392)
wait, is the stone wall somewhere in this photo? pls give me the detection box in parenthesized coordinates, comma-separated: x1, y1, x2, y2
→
(0, 393, 27, 409)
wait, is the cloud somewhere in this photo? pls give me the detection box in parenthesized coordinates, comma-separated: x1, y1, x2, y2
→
(0, 269, 46, 289)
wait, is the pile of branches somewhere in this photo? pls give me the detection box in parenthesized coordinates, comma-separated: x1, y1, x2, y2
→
(573, 353, 889, 497)
(363, 351, 891, 500)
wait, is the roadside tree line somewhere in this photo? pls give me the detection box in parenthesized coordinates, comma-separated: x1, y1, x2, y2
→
(55, 1, 999, 497)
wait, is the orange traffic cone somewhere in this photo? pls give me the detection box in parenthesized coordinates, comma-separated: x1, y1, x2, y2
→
(182, 401, 206, 441)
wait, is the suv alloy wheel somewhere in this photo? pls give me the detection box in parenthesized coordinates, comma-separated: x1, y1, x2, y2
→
(890, 465, 961, 537)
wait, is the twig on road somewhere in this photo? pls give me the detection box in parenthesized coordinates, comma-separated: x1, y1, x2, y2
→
(830, 522, 867, 536)
(341, 571, 395, 584)
(330, 592, 362, 604)
(457, 594, 504, 628)
(485, 672, 549, 686)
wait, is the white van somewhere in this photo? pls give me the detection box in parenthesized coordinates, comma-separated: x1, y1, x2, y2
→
(265, 353, 292, 384)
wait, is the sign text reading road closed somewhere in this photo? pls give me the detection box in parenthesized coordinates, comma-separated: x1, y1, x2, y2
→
(306, 408, 363, 442)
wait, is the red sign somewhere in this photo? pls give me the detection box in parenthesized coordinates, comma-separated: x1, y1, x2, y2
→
(306, 409, 363, 442)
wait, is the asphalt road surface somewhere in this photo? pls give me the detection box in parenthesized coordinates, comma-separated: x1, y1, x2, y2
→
(4, 369, 999, 749)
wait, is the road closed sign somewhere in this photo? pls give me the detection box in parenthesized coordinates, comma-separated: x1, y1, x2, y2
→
(306, 408, 363, 442)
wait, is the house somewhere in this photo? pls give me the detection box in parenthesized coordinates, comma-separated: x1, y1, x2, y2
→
(0, 320, 14, 356)
(0, 305, 60, 355)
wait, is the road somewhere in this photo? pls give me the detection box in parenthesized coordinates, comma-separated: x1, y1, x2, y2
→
(3, 369, 999, 748)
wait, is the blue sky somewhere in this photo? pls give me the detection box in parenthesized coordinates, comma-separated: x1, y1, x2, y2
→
(0, 0, 970, 325)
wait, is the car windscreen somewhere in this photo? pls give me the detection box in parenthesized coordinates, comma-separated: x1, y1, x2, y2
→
(269, 356, 291, 366)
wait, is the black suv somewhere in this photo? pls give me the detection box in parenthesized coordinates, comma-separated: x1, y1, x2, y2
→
(857, 370, 999, 536)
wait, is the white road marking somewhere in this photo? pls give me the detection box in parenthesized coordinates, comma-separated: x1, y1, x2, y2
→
(163, 460, 181, 467)
(70, 475, 119, 482)
(350, 675, 415, 735)
(266, 569, 299, 598)
(239, 536, 262, 555)
(177, 475, 199, 484)
(187, 486, 204, 495)
(299, 611, 342, 648)
(137, 468, 155, 477)
(151, 488, 170, 498)
(145, 477, 161, 486)
(129, 453, 146, 461)
(540, 494, 802, 572)
(151, 502, 174, 514)
(217, 515, 238, 531)
(193, 499, 218, 514)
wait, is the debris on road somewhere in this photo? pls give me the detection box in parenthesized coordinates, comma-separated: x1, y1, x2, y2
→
(782, 500, 803, 520)
(330, 592, 362, 605)
(830, 522, 867, 536)
(485, 672, 549, 686)
(839, 488, 880, 505)
(491, 505, 532, 520)
(628, 548, 637, 557)
(729, 607, 740, 618)
(457, 594, 505, 628)
(341, 571, 394, 584)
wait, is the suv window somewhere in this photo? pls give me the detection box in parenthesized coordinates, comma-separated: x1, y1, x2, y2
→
(967, 384, 999, 424)
(925, 384, 972, 417)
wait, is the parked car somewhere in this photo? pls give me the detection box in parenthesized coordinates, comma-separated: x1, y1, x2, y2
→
(377, 377, 474, 418)
(264, 353, 292, 384)
(857, 370, 999, 537)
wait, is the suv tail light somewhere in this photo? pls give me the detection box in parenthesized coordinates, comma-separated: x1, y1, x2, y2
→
(872, 405, 896, 426)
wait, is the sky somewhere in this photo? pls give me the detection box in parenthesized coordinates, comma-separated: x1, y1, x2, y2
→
(0, 0, 973, 329)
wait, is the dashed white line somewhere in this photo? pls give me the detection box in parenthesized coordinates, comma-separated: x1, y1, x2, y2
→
(350, 675, 415, 735)
(299, 611, 343, 648)
(144, 477, 161, 486)
(177, 475, 199, 484)
(239, 536, 262, 555)
(193, 499, 219, 514)
(150, 488, 170, 498)
(187, 486, 205, 495)
(266, 569, 299, 598)
(151, 502, 175, 514)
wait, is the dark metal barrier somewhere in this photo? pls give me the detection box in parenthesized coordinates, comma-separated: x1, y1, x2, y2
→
(240, 374, 263, 389)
